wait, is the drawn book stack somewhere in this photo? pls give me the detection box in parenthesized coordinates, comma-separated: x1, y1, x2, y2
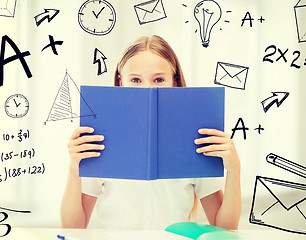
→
(79, 86, 225, 180)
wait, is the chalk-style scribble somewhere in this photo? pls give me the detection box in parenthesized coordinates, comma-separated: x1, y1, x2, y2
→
(194, 0, 222, 48)
(44, 70, 96, 124)
(261, 92, 289, 113)
(266, 153, 306, 179)
(214, 62, 249, 90)
(134, 0, 167, 25)
(78, 0, 116, 36)
(249, 176, 306, 235)
(0, 0, 17, 17)
(34, 8, 60, 27)
(93, 48, 107, 75)
(4, 94, 29, 118)
(294, 0, 306, 43)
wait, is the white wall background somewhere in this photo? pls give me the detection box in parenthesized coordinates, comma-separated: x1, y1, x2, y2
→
(0, 0, 305, 231)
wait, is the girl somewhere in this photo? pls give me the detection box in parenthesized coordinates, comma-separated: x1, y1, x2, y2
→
(60, 35, 241, 230)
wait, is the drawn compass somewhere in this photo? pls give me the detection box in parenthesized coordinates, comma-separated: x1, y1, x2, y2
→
(5, 94, 29, 118)
(78, 0, 116, 36)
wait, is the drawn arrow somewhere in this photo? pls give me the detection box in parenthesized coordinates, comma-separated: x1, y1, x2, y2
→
(34, 9, 60, 27)
(93, 48, 107, 76)
(261, 92, 289, 113)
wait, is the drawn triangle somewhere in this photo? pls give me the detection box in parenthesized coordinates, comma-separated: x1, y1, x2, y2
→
(45, 70, 96, 124)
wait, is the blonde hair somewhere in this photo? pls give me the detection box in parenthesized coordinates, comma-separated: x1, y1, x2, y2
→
(114, 35, 186, 87)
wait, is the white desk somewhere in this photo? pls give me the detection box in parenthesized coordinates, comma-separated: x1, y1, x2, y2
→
(5, 228, 306, 240)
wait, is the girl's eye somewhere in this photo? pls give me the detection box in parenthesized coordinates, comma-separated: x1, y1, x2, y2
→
(131, 78, 141, 83)
(154, 78, 164, 83)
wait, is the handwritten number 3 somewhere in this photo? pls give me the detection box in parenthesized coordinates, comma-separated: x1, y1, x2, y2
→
(0, 212, 11, 237)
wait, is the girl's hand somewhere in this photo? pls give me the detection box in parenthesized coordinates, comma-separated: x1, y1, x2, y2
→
(67, 127, 105, 176)
(194, 129, 240, 174)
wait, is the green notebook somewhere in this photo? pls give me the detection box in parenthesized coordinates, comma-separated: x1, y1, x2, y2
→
(165, 222, 249, 240)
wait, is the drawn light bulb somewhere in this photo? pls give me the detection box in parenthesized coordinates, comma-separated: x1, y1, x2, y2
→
(194, 0, 222, 48)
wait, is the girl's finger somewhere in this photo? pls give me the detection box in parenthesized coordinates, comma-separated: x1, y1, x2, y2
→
(70, 127, 94, 140)
(74, 135, 104, 146)
(77, 151, 101, 160)
(74, 143, 105, 153)
(198, 128, 228, 138)
(194, 136, 226, 145)
(203, 151, 225, 157)
(196, 144, 227, 153)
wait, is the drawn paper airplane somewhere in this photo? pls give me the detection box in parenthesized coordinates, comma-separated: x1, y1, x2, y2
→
(266, 153, 306, 179)
(261, 92, 289, 113)
(249, 176, 306, 235)
(93, 48, 107, 75)
(0, 0, 17, 17)
(44, 70, 96, 124)
(34, 9, 60, 27)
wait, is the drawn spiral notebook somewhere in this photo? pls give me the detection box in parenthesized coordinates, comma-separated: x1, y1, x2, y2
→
(79, 86, 225, 180)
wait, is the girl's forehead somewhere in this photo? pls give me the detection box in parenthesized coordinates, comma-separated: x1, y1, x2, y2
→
(122, 50, 173, 74)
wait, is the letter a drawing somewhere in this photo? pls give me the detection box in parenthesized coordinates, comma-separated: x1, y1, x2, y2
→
(0, 35, 32, 87)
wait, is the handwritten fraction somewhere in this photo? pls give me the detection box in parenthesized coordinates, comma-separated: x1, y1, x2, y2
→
(2, 129, 30, 143)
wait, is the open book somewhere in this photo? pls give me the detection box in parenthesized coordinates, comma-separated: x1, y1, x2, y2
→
(79, 86, 224, 180)
(165, 222, 248, 240)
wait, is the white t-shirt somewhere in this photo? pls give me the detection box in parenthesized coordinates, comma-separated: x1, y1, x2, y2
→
(82, 177, 225, 229)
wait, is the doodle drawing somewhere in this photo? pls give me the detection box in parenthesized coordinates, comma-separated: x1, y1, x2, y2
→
(34, 9, 60, 27)
(294, 0, 306, 43)
(0, 0, 17, 17)
(78, 0, 116, 36)
(266, 153, 306, 179)
(41, 35, 63, 55)
(194, 0, 222, 47)
(134, 0, 167, 25)
(261, 92, 289, 113)
(4, 94, 29, 118)
(214, 62, 249, 90)
(93, 48, 107, 75)
(44, 70, 96, 125)
(249, 176, 306, 235)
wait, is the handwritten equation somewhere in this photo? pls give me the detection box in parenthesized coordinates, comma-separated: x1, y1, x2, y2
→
(2, 129, 30, 143)
(0, 129, 46, 184)
(0, 163, 45, 183)
(263, 44, 306, 69)
(1, 148, 35, 162)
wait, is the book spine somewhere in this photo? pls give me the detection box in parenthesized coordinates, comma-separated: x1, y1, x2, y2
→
(147, 88, 158, 180)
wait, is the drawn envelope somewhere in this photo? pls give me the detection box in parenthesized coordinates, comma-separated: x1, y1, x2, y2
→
(134, 0, 167, 25)
(214, 62, 249, 90)
(249, 176, 306, 235)
(0, 0, 17, 17)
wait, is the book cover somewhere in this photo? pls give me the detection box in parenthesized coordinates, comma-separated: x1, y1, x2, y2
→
(79, 86, 224, 180)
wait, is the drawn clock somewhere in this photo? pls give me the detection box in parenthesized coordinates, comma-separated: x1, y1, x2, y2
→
(4, 94, 29, 118)
(78, 0, 116, 36)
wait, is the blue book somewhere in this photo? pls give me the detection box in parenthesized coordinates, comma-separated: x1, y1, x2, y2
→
(79, 86, 224, 180)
